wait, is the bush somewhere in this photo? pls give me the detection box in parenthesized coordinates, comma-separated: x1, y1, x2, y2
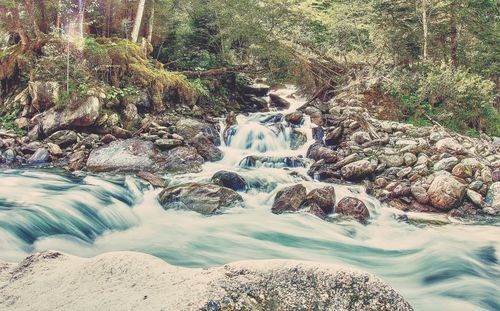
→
(383, 63, 498, 137)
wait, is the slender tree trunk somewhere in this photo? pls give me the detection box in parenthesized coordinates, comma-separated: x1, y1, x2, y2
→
(147, 1, 155, 43)
(131, 0, 146, 43)
(39, 0, 49, 33)
(23, 0, 42, 40)
(77, 0, 86, 41)
(105, 0, 113, 37)
(450, 6, 458, 69)
(10, 7, 30, 49)
(56, 0, 62, 30)
(422, 0, 428, 60)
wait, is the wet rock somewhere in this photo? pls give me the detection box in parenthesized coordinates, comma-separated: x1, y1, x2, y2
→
(159, 183, 243, 215)
(285, 111, 303, 125)
(302, 203, 326, 219)
(154, 138, 183, 150)
(66, 150, 86, 171)
(290, 129, 307, 150)
(433, 157, 459, 171)
(312, 127, 324, 141)
(304, 106, 323, 126)
(324, 127, 343, 146)
(29, 81, 59, 111)
(427, 174, 466, 211)
(3, 149, 15, 164)
(336, 197, 370, 222)
(191, 133, 223, 162)
(87, 139, 155, 172)
(301, 186, 336, 214)
(240, 156, 306, 168)
(340, 159, 375, 180)
(137, 171, 165, 188)
(352, 131, 371, 145)
(307, 143, 337, 163)
(271, 184, 307, 214)
(48, 130, 78, 148)
(163, 146, 204, 173)
(211, 171, 248, 191)
(242, 95, 268, 112)
(269, 94, 291, 110)
(28, 148, 50, 164)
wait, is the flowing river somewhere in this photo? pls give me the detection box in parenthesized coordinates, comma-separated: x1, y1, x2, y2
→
(0, 88, 499, 311)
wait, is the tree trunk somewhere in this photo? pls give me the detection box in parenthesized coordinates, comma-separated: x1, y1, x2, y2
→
(147, 1, 155, 43)
(10, 7, 30, 49)
(422, 0, 428, 60)
(39, 0, 49, 33)
(450, 6, 458, 69)
(23, 0, 42, 40)
(131, 0, 146, 43)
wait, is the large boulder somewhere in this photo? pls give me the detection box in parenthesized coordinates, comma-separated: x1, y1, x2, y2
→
(211, 171, 248, 191)
(162, 146, 204, 173)
(427, 174, 466, 211)
(341, 159, 375, 180)
(307, 143, 337, 163)
(435, 138, 467, 155)
(159, 183, 243, 215)
(336, 197, 370, 222)
(0, 251, 414, 311)
(191, 133, 223, 162)
(301, 186, 336, 214)
(87, 139, 155, 172)
(29, 81, 59, 111)
(33, 96, 100, 136)
(243, 83, 270, 97)
(271, 184, 307, 214)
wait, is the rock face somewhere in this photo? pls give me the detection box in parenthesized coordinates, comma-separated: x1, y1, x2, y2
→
(211, 171, 248, 191)
(301, 186, 336, 214)
(162, 146, 204, 173)
(87, 139, 155, 172)
(427, 174, 466, 211)
(0, 251, 414, 311)
(159, 183, 243, 215)
(336, 197, 370, 222)
(271, 184, 307, 214)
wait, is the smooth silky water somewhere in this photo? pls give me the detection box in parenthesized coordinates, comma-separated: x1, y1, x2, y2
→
(0, 87, 499, 310)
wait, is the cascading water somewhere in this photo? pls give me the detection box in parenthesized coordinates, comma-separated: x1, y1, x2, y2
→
(0, 86, 499, 311)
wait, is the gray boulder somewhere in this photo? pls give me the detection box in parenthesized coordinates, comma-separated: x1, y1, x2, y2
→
(28, 148, 50, 164)
(162, 146, 204, 173)
(341, 159, 375, 180)
(191, 133, 223, 162)
(211, 171, 248, 192)
(48, 130, 77, 148)
(87, 139, 155, 172)
(29, 81, 59, 111)
(159, 183, 243, 215)
(301, 186, 336, 214)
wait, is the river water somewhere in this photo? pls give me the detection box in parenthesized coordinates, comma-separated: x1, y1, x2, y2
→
(0, 88, 499, 311)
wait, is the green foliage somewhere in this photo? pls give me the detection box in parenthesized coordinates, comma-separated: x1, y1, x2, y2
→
(106, 86, 140, 101)
(384, 64, 498, 136)
(0, 104, 24, 135)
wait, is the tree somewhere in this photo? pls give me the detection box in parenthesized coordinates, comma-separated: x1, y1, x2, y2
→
(131, 0, 146, 42)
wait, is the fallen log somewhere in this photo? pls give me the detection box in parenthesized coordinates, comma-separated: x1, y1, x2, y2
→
(180, 65, 249, 78)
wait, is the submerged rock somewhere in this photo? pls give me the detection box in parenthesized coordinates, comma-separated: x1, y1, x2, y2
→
(211, 171, 248, 191)
(336, 197, 370, 222)
(0, 251, 414, 311)
(271, 184, 307, 214)
(159, 183, 243, 215)
(87, 139, 155, 172)
(240, 155, 306, 168)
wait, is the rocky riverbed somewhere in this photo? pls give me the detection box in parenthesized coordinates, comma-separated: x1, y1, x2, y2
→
(1, 81, 499, 220)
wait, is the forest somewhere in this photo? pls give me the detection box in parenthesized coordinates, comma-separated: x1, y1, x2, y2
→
(0, 0, 498, 136)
